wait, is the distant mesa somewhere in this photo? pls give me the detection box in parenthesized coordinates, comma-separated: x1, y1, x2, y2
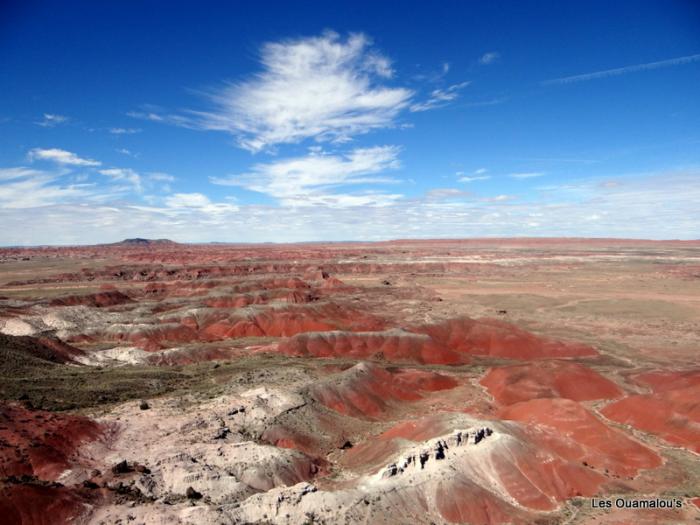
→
(112, 238, 177, 246)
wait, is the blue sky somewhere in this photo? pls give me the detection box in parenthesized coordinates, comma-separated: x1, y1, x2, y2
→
(1, 0, 699, 244)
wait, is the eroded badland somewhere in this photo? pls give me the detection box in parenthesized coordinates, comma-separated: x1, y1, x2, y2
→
(0, 238, 698, 524)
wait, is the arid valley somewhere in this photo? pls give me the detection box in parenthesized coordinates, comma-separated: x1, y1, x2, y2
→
(0, 238, 698, 524)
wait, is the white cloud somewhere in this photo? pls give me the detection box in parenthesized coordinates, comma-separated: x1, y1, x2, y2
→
(126, 110, 164, 122)
(491, 194, 515, 201)
(165, 193, 211, 207)
(99, 168, 142, 192)
(542, 53, 700, 85)
(0, 168, 39, 181)
(162, 192, 239, 215)
(479, 52, 500, 65)
(109, 127, 142, 134)
(142, 32, 413, 151)
(211, 145, 402, 207)
(426, 188, 470, 200)
(0, 168, 98, 209)
(509, 172, 545, 179)
(116, 148, 138, 157)
(36, 114, 68, 127)
(410, 82, 470, 112)
(29, 148, 101, 167)
(1, 170, 699, 244)
(458, 168, 490, 182)
(459, 175, 491, 183)
(148, 172, 175, 182)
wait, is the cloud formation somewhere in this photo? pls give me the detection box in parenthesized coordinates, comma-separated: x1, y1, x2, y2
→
(509, 172, 545, 179)
(0, 168, 98, 209)
(479, 52, 500, 65)
(2, 169, 697, 245)
(29, 148, 101, 167)
(410, 82, 470, 112)
(109, 127, 141, 134)
(99, 168, 143, 192)
(211, 145, 402, 207)
(36, 113, 68, 127)
(189, 32, 413, 151)
(458, 168, 490, 182)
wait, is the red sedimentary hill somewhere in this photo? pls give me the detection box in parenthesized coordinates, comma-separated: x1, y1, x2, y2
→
(0, 403, 103, 480)
(340, 406, 659, 524)
(411, 317, 597, 360)
(48, 290, 133, 308)
(480, 360, 623, 405)
(86, 302, 385, 351)
(309, 362, 458, 419)
(278, 329, 467, 365)
(0, 484, 97, 525)
(0, 403, 105, 525)
(601, 369, 700, 453)
(498, 398, 661, 478)
(278, 317, 597, 365)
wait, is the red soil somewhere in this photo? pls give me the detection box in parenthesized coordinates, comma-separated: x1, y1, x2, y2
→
(634, 369, 700, 393)
(0, 403, 103, 480)
(199, 304, 385, 342)
(435, 479, 531, 524)
(278, 316, 596, 365)
(278, 330, 467, 365)
(499, 398, 661, 478)
(101, 303, 378, 350)
(0, 483, 96, 525)
(480, 361, 623, 405)
(261, 425, 322, 456)
(413, 318, 597, 360)
(205, 293, 271, 308)
(601, 370, 700, 453)
(122, 324, 199, 351)
(48, 290, 133, 308)
(310, 363, 458, 419)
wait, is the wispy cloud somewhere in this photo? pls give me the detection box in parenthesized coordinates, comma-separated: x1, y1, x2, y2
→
(425, 188, 470, 200)
(509, 172, 545, 179)
(0, 167, 98, 208)
(164, 192, 238, 214)
(116, 148, 138, 158)
(147, 32, 413, 152)
(412, 61, 451, 83)
(457, 168, 490, 183)
(211, 145, 401, 206)
(109, 127, 141, 134)
(2, 168, 699, 244)
(410, 81, 470, 112)
(542, 53, 700, 85)
(36, 113, 68, 127)
(99, 168, 142, 192)
(459, 175, 491, 182)
(148, 172, 175, 182)
(479, 52, 500, 65)
(29, 148, 101, 167)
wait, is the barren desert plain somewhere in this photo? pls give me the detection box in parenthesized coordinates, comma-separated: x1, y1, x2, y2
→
(0, 237, 698, 525)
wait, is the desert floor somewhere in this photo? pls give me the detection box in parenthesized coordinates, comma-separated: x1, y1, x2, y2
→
(1, 238, 698, 524)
